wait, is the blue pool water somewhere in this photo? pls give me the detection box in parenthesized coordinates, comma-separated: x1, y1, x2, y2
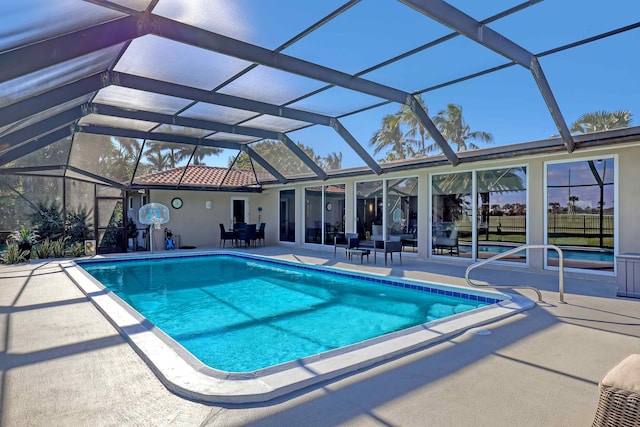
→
(463, 244, 613, 262)
(80, 254, 498, 372)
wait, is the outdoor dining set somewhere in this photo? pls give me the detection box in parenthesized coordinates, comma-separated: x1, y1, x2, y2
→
(219, 223, 265, 248)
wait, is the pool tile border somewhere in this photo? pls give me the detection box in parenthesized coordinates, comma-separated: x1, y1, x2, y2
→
(78, 251, 504, 305)
(67, 251, 533, 404)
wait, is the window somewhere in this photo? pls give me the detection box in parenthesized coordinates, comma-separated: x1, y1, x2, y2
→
(304, 184, 345, 245)
(356, 180, 383, 241)
(431, 172, 472, 257)
(546, 158, 615, 273)
(476, 167, 527, 262)
(279, 189, 295, 242)
(386, 178, 418, 251)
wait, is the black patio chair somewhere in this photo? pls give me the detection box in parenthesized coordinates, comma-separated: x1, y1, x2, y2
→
(256, 223, 266, 246)
(219, 224, 237, 248)
(238, 224, 257, 248)
(333, 233, 359, 257)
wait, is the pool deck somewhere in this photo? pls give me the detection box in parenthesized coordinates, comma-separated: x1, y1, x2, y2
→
(1, 246, 639, 426)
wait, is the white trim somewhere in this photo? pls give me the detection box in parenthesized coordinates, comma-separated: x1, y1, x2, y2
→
(230, 197, 249, 226)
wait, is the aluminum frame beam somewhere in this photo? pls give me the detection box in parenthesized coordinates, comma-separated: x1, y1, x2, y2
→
(400, 0, 575, 153)
(278, 134, 328, 180)
(242, 146, 288, 184)
(2, 9, 458, 167)
(65, 165, 126, 189)
(0, 16, 140, 84)
(78, 125, 288, 183)
(0, 74, 103, 128)
(90, 103, 328, 180)
(148, 15, 458, 164)
(0, 127, 73, 167)
(330, 119, 384, 174)
(0, 106, 84, 149)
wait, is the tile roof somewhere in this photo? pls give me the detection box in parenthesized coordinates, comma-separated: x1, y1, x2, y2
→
(135, 165, 264, 188)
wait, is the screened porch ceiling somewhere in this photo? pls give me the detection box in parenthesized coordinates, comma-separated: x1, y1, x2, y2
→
(1, 0, 639, 192)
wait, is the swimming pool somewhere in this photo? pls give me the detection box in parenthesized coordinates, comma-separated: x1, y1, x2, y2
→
(63, 251, 532, 403)
(462, 244, 614, 262)
(79, 255, 495, 372)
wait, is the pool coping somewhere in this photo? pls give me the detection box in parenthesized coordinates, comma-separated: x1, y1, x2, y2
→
(61, 251, 535, 404)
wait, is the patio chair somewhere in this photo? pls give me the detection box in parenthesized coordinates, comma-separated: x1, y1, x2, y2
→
(256, 223, 266, 246)
(435, 222, 459, 256)
(334, 233, 359, 257)
(219, 224, 236, 248)
(593, 354, 640, 426)
(238, 223, 257, 248)
(374, 235, 403, 266)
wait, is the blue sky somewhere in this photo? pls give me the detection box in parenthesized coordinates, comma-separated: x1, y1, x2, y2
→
(271, 0, 640, 169)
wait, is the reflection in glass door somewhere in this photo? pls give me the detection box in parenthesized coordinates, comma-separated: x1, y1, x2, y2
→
(386, 178, 418, 252)
(431, 172, 472, 257)
(546, 158, 614, 272)
(476, 167, 527, 262)
(279, 189, 295, 242)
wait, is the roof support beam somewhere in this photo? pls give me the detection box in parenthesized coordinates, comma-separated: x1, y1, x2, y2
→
(408, 96, 459, 166)
(90, 103, 265, 139)
(0, 16, 141, 83)
(65, 165, 126, 189)
(147, 17, 457, 164)
(278, 134, 328, 180)
(110, 73, 384, 172)
(152, 16, 407, 104)
(243, 146, 288, 184)
(330, 119, 384, 174)
(77, 125, 288, 183)
(114, 72, 332, 126)
(0, 73, 103, 128)
(90, 103, 328, 180)
(0, 106, 84, 149)
(400, 0, 575, 153)
(0, 127, 72, 167)
(79, 125, 243, 151)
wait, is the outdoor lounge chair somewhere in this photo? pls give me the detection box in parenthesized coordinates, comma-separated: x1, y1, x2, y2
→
(593, 354, 640, 426)
(374, 235, 403, 266)
(334, 233, 359, 257)
(435, 222, 459, 256)
(219, 224, 236, 248)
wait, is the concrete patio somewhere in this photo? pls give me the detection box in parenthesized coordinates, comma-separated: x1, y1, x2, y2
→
(1, 247, 639, 426)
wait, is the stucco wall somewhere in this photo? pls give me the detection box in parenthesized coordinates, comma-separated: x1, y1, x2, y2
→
(130, 142, 640, 274)
(137, 190, 277, 251)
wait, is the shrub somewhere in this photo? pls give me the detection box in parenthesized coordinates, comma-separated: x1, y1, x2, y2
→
(9, 225, 38, 247)
(50, 237, 69, 258)
(32, 238, 54, 259)
(1, 242, 29, 264)
(69, 242, 85, 257)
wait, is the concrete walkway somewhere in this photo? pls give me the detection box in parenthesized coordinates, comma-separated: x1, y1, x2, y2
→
(1, 247, 639, 426)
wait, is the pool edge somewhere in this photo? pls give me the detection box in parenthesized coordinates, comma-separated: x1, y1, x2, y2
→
(61, 255, 534, 404)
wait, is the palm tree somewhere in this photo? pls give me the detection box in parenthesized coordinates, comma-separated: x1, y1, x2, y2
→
(143, 145, 171, 172)
(397, 94, 430, 155)
(191, 146, 223, 165)
(432, 104, 494, 151)
(570, 110, 632, 134)
(370, 114, 409, 159)
(321, 152, 342, 171)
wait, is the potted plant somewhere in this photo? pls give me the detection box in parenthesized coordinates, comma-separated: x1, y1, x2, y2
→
(9, 225, 38, 260)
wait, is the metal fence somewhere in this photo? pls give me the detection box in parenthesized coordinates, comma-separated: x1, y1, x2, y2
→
(547, 214, 614, 237)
